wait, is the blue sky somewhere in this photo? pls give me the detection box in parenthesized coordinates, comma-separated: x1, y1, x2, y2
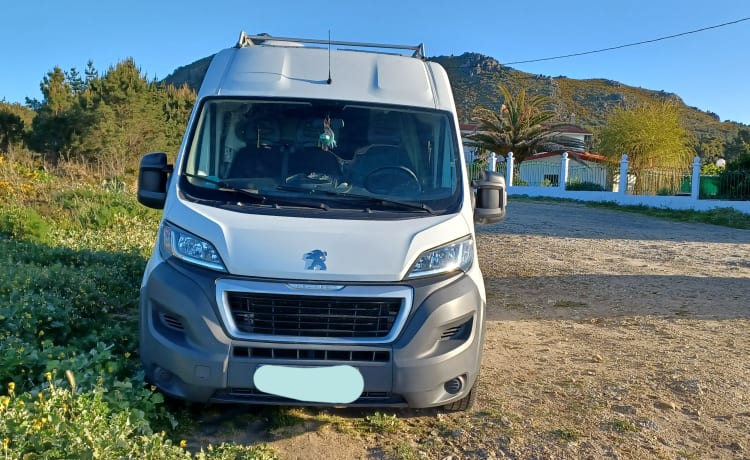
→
(2, 1, 749, 124)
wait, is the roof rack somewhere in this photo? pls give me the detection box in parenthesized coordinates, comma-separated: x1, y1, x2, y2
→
(236, 31, 425, 59)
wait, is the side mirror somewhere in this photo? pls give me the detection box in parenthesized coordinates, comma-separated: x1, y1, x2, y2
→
(473, 170, 506, 225)
(137, 152, 172, 209)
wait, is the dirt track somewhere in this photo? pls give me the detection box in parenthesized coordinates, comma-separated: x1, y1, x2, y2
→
(189, 200, 750, 459)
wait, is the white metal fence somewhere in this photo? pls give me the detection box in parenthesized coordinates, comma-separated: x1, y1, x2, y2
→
(469, 152, 750, 215)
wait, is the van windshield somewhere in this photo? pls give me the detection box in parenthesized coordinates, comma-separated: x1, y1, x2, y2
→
(181, 98, 463, 215)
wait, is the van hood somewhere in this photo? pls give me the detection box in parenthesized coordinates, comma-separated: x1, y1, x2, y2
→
(165, 200, 473, 282)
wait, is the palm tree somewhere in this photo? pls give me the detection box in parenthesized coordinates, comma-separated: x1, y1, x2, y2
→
(467, 84, 584, 163)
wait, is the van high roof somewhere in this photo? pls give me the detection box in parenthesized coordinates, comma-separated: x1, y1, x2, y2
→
(197, 32, 456, 111)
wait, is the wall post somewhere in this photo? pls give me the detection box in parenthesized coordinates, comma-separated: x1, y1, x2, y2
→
(619, 154, 629, 195)
(691, 156, 702, 199)
(560, 151, 569, 189)
(506, 152, 514, 187)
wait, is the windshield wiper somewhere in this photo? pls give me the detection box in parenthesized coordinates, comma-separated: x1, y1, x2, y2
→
(183, 173, 268, 203)
(277, 185, 434, 214)
(355, 195, 434, 214)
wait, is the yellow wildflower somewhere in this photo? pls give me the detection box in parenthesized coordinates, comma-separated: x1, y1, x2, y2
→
(180, 440, 187, 449)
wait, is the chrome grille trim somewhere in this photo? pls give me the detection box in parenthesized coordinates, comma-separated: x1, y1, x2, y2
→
(216, 279, 413, 344)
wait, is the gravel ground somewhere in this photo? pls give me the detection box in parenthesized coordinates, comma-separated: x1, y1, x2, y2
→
(189, 200, 750, 460)
(473, 200, 750, 459)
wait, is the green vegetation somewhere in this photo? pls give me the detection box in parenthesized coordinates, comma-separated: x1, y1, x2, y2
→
(0, 154, 275, 458)
(466, 84, 583, 163)
(566, 180, 606, 191)
(551, 428, 581, 442)
(363, 412, 402, 434)
(1, 58, 194, 184)
(608, 419, 639, 433)
(597, 100, 695, 194)
(587, 202, 750, 229)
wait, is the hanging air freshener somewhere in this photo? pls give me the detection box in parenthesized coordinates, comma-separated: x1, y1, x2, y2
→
(319, 115, 336, 151)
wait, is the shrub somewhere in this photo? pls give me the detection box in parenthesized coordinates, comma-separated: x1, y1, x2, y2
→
(566, 181, 605, 191)
(52, 187, 152, 230)
(0, 206, 50, 243)
(717, 170, 750, 200)
(657, 187, 672, 196)
(700, 163, 724, 175)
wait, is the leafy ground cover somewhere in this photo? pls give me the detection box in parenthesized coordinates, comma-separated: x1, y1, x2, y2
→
(0, 155, 277, 458)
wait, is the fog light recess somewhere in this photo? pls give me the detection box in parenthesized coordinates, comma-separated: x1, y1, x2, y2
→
(444, 376, 463, 395)
(154, 366, 174, 385)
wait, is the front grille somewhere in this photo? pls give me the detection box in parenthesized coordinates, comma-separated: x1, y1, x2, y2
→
(214, 388, 407, 406)
(233, 346, 390, 362)
(226, 292, 402, 338)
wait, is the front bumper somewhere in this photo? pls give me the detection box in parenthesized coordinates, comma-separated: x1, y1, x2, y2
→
(139, 259, 485, 408)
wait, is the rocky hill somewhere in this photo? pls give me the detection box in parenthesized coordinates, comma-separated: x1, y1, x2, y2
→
(430, 53, 742, 141)
(164, 51, 744, 146)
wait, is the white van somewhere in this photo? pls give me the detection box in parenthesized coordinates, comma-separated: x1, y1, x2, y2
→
(137, 32, 505, 410)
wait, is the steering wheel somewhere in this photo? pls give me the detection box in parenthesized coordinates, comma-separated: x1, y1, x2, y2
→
(285, 172, 337, 189)
(364, 166, 421, 195)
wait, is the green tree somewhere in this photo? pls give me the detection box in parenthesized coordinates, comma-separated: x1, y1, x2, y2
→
(597, 101, 694, 182)
(80, 58, 182, 175)
(466, 84, 583, 163)
(723, 128, 750, 163)
(0, 111, 24, 154)
(694, 134, 726, 166)
(26, 66, 81, 162)
(26, 58, 195, 175)
(0, 102, 34, 155)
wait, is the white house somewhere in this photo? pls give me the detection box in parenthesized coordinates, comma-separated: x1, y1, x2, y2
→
(544, 123, 592, 151)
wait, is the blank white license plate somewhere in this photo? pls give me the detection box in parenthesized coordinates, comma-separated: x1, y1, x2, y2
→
(254, 364, 364, 404)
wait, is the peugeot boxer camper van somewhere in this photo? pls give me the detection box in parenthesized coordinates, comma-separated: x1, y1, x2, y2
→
(137, 32, 505, 410)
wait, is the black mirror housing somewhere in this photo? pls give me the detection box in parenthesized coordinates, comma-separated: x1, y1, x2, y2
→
(137, 152, 171, 209)
(473, 170, 506, 225)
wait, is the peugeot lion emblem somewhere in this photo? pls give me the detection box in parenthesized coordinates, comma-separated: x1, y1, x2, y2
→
(304, 249, 327, 271)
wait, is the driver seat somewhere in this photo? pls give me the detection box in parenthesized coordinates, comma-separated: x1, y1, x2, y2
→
(346, 112, 413, 187)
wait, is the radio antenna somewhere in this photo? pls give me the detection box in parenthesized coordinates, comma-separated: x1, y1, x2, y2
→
(327, 30, 333, 85)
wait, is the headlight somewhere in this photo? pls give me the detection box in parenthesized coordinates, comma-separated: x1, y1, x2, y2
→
(407, 236, 474, 279)
(161, 222, 227, 272)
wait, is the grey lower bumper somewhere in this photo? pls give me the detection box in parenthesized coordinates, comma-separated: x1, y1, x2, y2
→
(139, 260, 485, 408)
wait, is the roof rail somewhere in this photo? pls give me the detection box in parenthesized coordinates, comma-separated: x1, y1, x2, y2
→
(236, 31, 425, 59)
